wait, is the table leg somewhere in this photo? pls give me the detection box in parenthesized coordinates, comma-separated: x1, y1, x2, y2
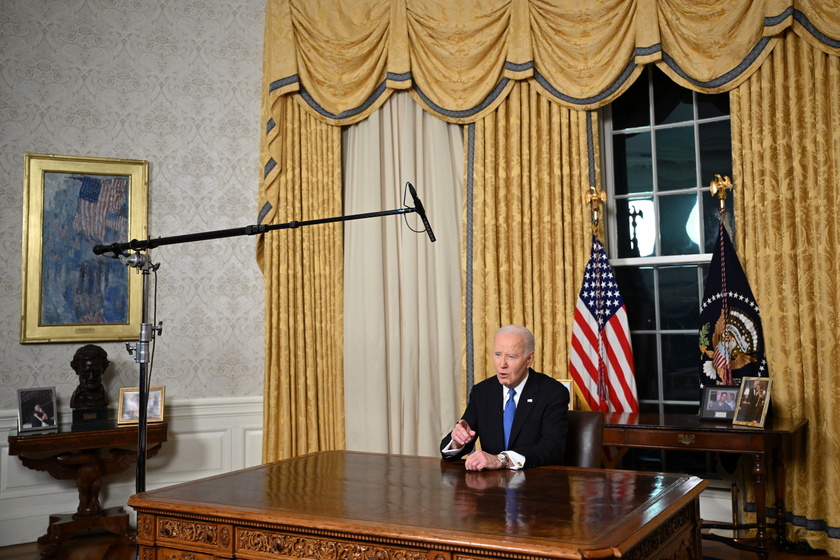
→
(772, 444, 793, 549)
(751, 452, 770, 560)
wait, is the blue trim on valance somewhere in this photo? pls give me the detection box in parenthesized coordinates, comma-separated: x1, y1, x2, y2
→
(533, 60, 637, 106)
(412, 79, 511, 120)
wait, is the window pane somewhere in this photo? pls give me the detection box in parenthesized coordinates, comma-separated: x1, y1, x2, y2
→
(611, 77, 650, 130)
(659, 193, 701, 255)
(630, 333, 659, 401)
(656, 126, 696, 190)
(658, 266, 701, 329)
(613, 132, 653, 195)
(661, 333, 701, 401)
(615, 266, 655, 330)
(616, 197, 655, 258)
(653, 68, 693, 125)
(697, 92, 729, 119)
(699, 120, 732, 185)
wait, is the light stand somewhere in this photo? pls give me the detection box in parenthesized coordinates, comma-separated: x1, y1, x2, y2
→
(95, 195, 433, 494)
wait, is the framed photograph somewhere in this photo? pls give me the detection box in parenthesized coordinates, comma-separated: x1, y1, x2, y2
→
(17, 387, 58, 433)
(118, 386, 165, 425)
(558, 379, 575, 410)
(733, 377, 772, 427)
(699, 385, 739, 421)
(21, 153, 148, 343)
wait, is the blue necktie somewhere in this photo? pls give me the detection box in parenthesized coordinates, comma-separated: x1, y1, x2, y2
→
(503, 388, 516, 448)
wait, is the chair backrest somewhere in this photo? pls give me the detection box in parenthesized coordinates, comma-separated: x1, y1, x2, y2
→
(564, 410, 605, 468)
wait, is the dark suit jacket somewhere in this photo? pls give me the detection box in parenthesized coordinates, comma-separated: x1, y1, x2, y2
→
(440, 369, 570, 468)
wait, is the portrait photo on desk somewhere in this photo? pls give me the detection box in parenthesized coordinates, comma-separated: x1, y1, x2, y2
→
(699, 385, 739, 421)
(732, 377, 772, 427)
(17, 387, 58, 433)
(118, 386, 165, 425)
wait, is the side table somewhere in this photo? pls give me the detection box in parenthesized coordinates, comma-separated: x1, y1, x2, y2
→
(8, 422, 168, 557)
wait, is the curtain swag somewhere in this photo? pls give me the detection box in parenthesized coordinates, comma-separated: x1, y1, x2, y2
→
(262, 0, 839, 127)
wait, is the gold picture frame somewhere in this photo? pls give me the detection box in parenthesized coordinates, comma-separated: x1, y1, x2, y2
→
(732, 377, 772, 427)
(21, 153, 148, 343)
(118, 386, 165, 425)
(558, 378, 576, 410)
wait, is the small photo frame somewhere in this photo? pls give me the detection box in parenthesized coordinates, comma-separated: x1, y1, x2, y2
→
(733, 377, 772, 427)
(17, 388, 58, 433)
(558, 379, 575, 410)
(118, 386, 165, 425)
(699, 385, 739, 421)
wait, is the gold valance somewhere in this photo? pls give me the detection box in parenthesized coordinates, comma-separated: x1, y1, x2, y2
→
(262, 0, 840, 125)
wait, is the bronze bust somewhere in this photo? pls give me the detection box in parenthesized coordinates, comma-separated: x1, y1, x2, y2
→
(70, 344, 110, 409)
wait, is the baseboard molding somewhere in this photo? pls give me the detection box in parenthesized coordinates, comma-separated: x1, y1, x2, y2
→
(0, 396, 263, 546)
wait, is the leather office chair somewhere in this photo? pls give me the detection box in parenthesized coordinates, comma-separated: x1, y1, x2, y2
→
(563, 410, 605, 468)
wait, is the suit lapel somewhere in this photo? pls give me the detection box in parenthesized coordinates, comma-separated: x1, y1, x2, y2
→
(509, 370, 538, 446)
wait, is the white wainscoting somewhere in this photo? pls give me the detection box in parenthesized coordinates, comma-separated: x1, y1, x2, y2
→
(0, 396, 263, 547)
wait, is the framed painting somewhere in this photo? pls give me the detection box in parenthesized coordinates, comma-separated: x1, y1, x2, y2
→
(733, 377, 773, 427)
(118, 386, 165, 425)
(21, 153, 148, 343)
(699, 385, 739, 421)
(17, 387, 58, 433)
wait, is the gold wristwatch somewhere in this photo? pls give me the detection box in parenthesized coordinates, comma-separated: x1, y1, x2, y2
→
(497, 453, 509, 469)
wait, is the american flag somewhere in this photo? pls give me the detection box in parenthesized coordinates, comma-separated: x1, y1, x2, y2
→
(569, 235, 638, 413)
(72, 176, 128, 242)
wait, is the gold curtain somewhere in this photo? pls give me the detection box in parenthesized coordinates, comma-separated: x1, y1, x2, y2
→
(466, 81, 594, 385)
(261, 0, 838, 126)
(258, 96, 345, 461)
(731, 31, 840, 555)
(259, 0, 840, 546)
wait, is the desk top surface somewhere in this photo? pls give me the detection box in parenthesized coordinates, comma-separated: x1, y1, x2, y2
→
(603, 413, 807, 435)
(129, 450, 705, 556)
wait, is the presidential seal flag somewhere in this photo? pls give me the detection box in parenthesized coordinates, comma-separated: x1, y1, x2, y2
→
(699, 222, 768, 392)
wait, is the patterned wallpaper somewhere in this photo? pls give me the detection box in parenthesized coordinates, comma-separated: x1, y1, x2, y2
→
(0, 0, 266, 412)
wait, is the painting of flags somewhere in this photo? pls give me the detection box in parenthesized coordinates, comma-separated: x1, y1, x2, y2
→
(570, 235, 639, 413)
(72, 175, 129, 242)
(699, 222, 767, 391)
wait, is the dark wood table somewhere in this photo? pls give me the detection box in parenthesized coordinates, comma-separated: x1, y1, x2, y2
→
(8, 422, 168, 557)
(602, 413, 807, 560)
(129, 450, 707, 560)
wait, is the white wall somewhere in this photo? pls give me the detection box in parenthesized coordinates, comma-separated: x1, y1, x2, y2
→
(0, 397, 263, 546)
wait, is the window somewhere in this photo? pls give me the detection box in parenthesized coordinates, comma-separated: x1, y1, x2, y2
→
(602, 66, 733, 474)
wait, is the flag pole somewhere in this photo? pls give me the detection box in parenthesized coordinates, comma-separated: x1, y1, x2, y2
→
(709, 174, 733, 384)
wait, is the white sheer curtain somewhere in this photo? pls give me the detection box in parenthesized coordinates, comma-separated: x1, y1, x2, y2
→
(343, 92, 464, 457)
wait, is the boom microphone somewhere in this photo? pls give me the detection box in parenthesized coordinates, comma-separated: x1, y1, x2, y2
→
(407, 182, 436, 243)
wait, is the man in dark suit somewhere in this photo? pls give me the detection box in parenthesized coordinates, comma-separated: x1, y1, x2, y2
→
(441, 325, 570, 470)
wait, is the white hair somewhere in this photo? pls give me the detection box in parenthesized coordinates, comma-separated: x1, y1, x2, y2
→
(495, 324, 535, 355)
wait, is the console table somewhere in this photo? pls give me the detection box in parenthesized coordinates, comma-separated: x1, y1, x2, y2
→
(602, 413, 806, 560)
(8, 422, 168, 557)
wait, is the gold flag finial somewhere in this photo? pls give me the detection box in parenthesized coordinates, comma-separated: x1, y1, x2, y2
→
(586, 186, 607, 238)
(710, 174, 732, 211)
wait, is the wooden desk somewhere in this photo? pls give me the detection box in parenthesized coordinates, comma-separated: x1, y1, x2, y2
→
(602, 413, 806, 560)
(8, 422, 168, 557)
(129, 450, 707, 560)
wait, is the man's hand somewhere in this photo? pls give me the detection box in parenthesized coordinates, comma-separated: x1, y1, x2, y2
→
(451, 419, 476, 448)
(464, 450, 505, 471)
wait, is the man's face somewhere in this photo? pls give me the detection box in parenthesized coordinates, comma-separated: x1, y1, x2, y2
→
(493, 333, 534, 388)
(77, 357, 104, 389)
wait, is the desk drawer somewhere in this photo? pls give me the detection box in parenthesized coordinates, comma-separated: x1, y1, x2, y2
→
(605, 428, 761, 452)
(154, 516, 234, 555)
